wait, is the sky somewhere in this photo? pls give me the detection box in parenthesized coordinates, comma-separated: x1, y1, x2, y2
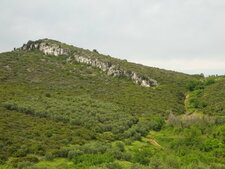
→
(0, 0, 225, 75)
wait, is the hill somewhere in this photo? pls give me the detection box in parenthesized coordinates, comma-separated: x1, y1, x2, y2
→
(0, 39, 195, 117)
(0, 39, 224, 169)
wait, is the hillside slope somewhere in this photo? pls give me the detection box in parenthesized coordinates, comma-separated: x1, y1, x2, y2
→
(0, 39, 195, 117)
(3, 39, 224, 169)
(185, 76, 225, 116)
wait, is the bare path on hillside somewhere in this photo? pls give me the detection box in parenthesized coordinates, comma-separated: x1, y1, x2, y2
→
(147, 136, 162, 148)
(184, 94, 190, 113)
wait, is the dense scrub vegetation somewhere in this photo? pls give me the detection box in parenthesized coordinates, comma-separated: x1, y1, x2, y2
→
(0, 47, 195, 116)
(0, 107, 96, 167)
(196, 78, 225, 115)
(186, 76, 225, 115)
(3, 96, 164, 142)
(0, 39, 225, 168)
(3, 96, 137, 134)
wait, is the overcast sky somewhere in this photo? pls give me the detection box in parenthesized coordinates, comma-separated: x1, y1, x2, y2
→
(1, 0, 225, 75)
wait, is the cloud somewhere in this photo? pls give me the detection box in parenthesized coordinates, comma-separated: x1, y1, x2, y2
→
(0, 0, 225, 75)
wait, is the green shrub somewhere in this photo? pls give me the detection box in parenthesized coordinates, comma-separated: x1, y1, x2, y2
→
(23, 155, 39, 163)
(115, 141, 125, 152)
(68, 149, 83, 160)
(132, 149, 152, 165)
(73, 153, 114, 166)
(202, 139, 222, 152)
(106, 162, 122, 169)
(17, 161, 33, 169)
(81, 142, 110, 154)
(45, 152, 54, 161)
(149, 157, 165, 169)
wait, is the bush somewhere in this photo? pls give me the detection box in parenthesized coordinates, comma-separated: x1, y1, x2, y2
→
(205, 78, 215, 86)
(215, 117, 225, 125)
(106, 162, 122, 169)
(23, 155, 39, 163)
(93, 49, 99, 53)
(81, 142, 110, 154)
(149, 157, 165, 169)
(73, 153, 114, 166)
(68, 149, 83, 160)
(45, 152, 54, 161)
(132, 149, 152, 165)
(121, 152, 132, 161)
(45, 93, 51, 97)
(202, 139, 222, 152)
(164, 155, 180, 169)
(186, 78, 215, 92)
(186, 80, 203, 91)
(180, 153, 200, 165)
(17, 161, 33, 169)
(115, 141, 125, 152)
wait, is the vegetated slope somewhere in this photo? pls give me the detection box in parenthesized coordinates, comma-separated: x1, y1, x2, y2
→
(4, 96, 137, 135)
(0, 39, 204, 168)
(185, 76, 225, 116)
(197, 78, 225, 115)
(0, 107, 96, 165)
(0, 39, 195, 117)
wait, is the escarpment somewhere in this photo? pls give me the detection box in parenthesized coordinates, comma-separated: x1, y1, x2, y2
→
(19, 40, 158, 87)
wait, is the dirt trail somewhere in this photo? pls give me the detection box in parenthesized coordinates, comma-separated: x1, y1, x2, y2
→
(147, 136, 162, 147)
(184, 94, 190, 113)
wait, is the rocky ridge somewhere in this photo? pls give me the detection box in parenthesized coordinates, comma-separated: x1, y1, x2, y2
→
(19, 40, 158, 87)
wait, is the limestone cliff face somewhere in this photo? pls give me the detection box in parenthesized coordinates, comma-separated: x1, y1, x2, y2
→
(20, 40, 158, 87)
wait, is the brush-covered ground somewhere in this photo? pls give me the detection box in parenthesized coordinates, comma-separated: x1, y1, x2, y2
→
(0, 39, 224, 169)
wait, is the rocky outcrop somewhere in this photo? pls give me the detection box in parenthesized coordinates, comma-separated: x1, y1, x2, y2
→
(19, 40, 158, 87)
(20, 40, 69, 56)
(72, 55, 157, 87)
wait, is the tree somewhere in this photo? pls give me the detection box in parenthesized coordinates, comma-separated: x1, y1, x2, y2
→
(93, 49, 99, 53)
